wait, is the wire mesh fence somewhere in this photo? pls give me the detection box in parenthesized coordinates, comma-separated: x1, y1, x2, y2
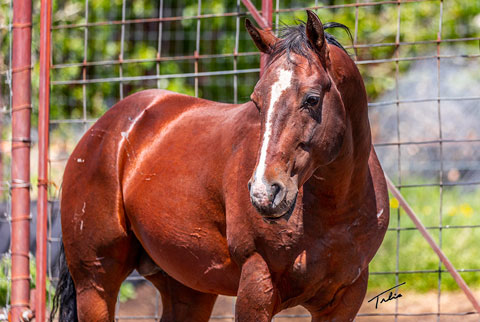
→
(0, 0, 479, 321)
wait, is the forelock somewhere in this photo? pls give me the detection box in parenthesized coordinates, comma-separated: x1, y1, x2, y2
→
(267, 21, 351, 65)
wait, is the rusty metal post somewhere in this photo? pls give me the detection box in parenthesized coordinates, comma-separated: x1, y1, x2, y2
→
(36, 0, 52, 320)
(241, 0, 268, 29)
(10, 0, 32, 320)
(260, 0, 273, 75)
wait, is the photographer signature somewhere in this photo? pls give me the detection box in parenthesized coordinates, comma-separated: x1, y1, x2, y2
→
(368, 282, 405, 309)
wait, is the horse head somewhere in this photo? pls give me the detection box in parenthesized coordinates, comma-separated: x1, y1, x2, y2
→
(246, 10, 347, 220)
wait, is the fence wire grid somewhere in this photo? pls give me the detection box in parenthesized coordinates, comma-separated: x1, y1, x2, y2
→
(1, 0, 480, 321)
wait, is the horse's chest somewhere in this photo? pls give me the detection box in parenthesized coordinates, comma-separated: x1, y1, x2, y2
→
(273, 229, 366, 305)
(295, 235, 362, 280)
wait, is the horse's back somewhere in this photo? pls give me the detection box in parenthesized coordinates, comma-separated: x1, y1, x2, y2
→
(62, 89, 224, 202)
(61, 90, 183, 223)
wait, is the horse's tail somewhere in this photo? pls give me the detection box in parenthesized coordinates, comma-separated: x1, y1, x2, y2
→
(50, 243, 78, 322)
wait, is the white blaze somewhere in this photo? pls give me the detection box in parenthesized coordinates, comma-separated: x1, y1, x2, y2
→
(254, 68, 293, 183)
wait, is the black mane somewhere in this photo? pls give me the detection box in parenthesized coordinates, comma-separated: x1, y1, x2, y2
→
(269, 21, 353, 63)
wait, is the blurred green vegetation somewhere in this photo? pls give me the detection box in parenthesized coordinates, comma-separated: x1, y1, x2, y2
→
(0, 255, 52, 307)
(369, 186, 480, 292)
(2, 0, 477, 123)
(118, 282, 137, 303)
(0, 257, 10, 307)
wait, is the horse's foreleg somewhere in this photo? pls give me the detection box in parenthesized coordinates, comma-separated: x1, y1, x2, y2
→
(144, 271, 217, 322)
(303, 268, 368, 322)
(235, 253, 279, 322)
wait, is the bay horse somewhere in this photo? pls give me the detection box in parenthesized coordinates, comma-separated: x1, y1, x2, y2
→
(51, 10, 389, 321)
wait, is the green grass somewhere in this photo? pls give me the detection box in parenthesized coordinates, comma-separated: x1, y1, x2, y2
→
(0, 256, 9, 307)
(368, 185, 480, 292)
(118, 282, 136, 303)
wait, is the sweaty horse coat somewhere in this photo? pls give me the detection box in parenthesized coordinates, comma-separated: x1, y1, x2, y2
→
(54, 11, 389, 322)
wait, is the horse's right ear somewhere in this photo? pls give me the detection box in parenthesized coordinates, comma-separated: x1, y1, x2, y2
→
(245, 18, 278, 54)
(306, 10, 329, 65)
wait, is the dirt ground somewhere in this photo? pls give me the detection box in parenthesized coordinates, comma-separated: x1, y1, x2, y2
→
(117, 283, 480, 321)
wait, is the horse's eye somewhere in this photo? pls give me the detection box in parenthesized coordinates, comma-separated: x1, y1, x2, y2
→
(305, 96, 320, 107)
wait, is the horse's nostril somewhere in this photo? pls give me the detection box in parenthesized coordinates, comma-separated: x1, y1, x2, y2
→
(271, 183, 281, 196)
(247, 181, 252, 193)
(298, 142, 310, 152)
(270, 182, 287, 208)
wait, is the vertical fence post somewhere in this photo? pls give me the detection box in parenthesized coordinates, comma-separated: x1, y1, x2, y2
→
(260, 0, 273, 75)
(37, 0, 52, 319)
(10, 0, 32, 320)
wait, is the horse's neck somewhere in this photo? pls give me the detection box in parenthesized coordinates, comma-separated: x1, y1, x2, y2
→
(305, 107, 372, 216)
(308, 57, 373, 210)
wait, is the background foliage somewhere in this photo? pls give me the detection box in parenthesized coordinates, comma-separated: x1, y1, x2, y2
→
(32, 0, 480, 121)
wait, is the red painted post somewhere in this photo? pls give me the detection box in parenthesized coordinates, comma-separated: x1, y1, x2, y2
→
(10, 0, 32, 320)
(241, 0, 268, 29)
(260, 0, 273, 75)
(36, 0, 52, 319)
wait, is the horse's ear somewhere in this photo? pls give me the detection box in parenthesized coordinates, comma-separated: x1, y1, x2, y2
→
(245, 18, 278, 54)
(306, 10, 328, 61)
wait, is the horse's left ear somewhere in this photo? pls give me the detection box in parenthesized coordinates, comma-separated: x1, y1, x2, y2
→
(245, 18, 278, 54)
(306, 10, 329, 64)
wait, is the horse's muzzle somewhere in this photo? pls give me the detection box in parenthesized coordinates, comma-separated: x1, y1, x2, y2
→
(248, 178, 298, 219)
